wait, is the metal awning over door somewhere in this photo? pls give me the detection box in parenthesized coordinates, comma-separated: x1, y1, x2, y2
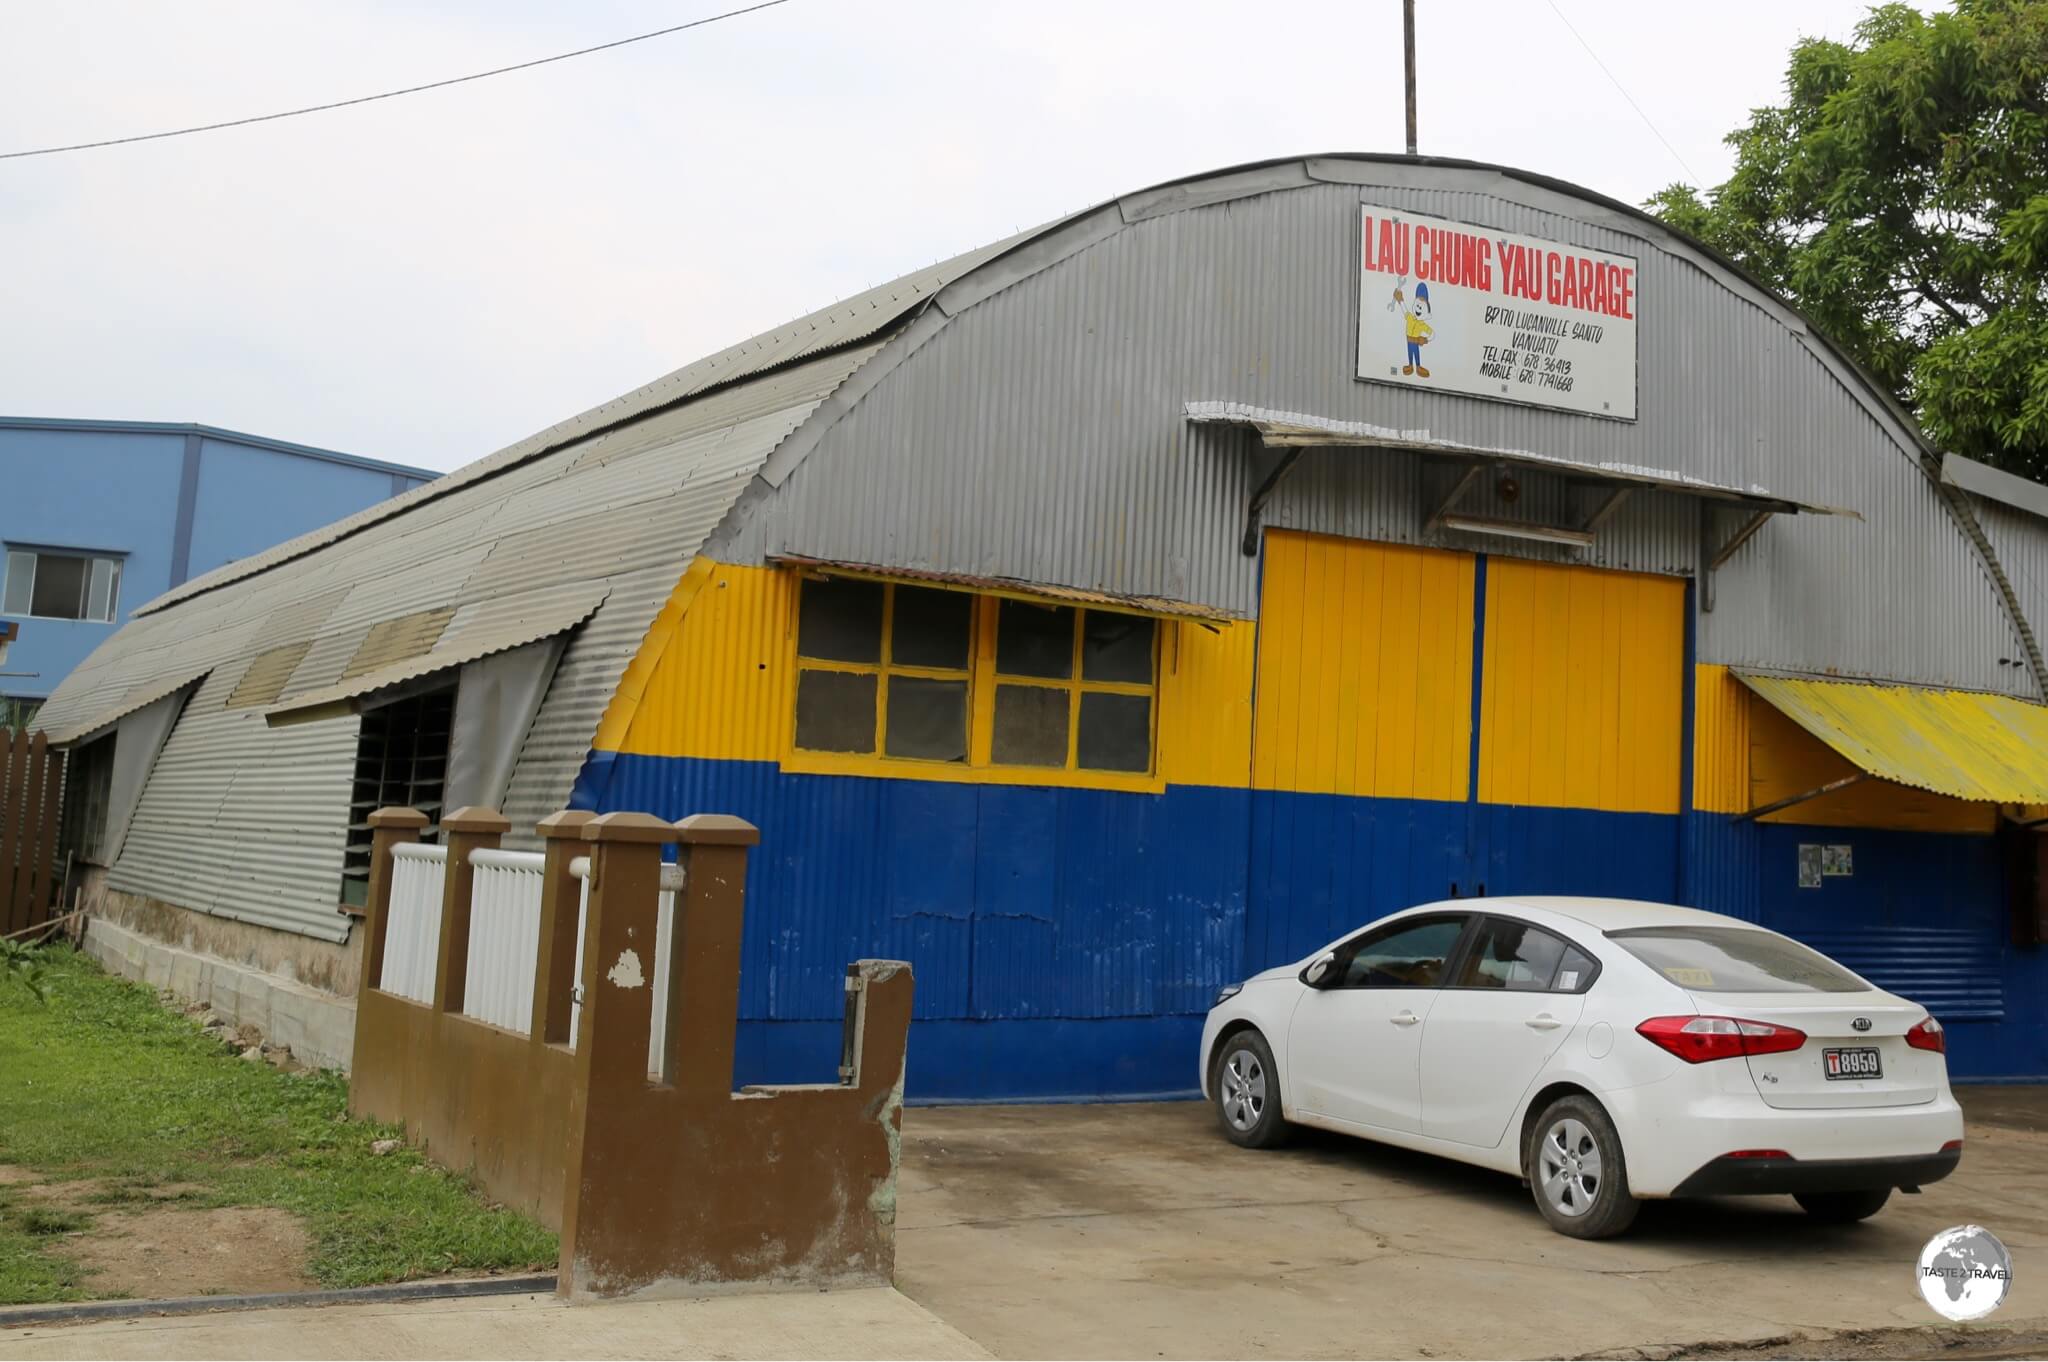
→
(1737, 671, 2048, 805)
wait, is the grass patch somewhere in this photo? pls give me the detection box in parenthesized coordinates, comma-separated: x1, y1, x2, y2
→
(14, 1208, 88, 1236)
(0, 946, 557, 1304)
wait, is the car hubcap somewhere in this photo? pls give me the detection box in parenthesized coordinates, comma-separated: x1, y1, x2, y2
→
(1539, 1117, 1603, 1217)
(1220, 1049, 1266, 1131)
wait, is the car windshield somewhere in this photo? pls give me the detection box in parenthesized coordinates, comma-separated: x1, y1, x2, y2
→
(1607, 926, 1869, 993)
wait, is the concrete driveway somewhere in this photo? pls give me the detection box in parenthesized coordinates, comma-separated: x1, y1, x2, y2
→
(896, 1089, 2048, 1359)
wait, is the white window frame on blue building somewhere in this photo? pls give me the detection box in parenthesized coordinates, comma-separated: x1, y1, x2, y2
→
(3, 544, 124, 623)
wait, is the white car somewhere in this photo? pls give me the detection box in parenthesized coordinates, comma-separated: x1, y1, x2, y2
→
(1200, 897, 1964, 1238)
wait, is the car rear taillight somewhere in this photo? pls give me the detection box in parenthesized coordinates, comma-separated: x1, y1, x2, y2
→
(1636, 1015, 1807, 1063)
(1724, 1149, 1791, 1159)
(1941, 1139, 1963, 1153)
(1906, 1016, 1946, 1054)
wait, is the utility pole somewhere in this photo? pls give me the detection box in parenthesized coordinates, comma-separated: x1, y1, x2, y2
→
(1403, 0, 1418, 154)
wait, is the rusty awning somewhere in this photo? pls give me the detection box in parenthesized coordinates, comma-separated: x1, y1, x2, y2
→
(771, 555, 1241, 623)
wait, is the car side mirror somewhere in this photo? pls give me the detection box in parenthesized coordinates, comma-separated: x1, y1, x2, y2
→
(1302, 951, 1337, 988)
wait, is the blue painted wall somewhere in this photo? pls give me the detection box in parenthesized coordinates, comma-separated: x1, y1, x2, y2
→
(585, 750, 2046, 1099)
(591, 751, 1246, 1100)
(1707, 815, 2037, 1082)
(0, 419, 433, 703)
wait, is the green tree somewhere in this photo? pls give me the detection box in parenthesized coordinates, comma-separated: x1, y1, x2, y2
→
(1648, 0, 2048, 481)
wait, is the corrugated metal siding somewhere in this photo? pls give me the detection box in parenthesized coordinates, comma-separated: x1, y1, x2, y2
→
(1974, 498, 2048, 687)
(46, 343, 883, 939)
(1793, 926, 2004, 1021)
(341, 607, 456, 680)
(747, 169, 2025, 695)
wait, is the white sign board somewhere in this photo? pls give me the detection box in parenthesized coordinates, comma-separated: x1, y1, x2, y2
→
(1355, 203, 1638, 420)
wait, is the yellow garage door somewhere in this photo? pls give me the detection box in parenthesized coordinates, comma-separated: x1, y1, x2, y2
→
(1253, 531, 1476, 801)
(1477, 559, 1685, 815)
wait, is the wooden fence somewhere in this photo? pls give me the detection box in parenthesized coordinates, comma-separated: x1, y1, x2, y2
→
(1, 730, 65, 939)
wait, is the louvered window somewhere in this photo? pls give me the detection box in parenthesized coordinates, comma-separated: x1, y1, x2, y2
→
(341, 687, 454, 908)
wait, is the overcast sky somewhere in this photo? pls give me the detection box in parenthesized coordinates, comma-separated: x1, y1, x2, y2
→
(1, 1, 1918, 473)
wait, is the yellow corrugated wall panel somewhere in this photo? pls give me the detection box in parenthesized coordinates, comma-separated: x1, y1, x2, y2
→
(1691, 664, 1752, 814)
(1159, 619, 1256, 789)
(614, 560, 792, 763)
(1252, 531, 1474, 800)
(1479, 560, 1684, 815)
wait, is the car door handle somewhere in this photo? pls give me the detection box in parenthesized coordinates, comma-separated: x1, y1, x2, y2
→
(1390, 1010, 1421, 1027)
(1524, 1013, 1561, 1031)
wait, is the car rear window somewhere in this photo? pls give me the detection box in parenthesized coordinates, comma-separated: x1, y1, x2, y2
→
(1607, 926, 1869, 993)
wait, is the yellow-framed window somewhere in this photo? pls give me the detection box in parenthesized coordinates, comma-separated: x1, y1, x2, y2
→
(793, 577, 975, 763)
(789, 575, 1160, 777)
(977, 599, 1156, 775)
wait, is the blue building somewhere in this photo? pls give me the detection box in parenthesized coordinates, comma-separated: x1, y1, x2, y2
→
(1, 418, 435, 725)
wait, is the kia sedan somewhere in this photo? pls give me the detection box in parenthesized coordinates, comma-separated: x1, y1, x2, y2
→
(1199, 898, 1964, 1238)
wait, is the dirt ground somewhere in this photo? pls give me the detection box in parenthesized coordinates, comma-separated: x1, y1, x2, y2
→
(1, 1171, 313, 1300)
(893, 1088, 2048, 1360)
(63, 1208, 312, 1300)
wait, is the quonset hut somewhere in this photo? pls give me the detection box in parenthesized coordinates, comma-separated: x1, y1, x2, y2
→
(38, 155, 2048, 1092)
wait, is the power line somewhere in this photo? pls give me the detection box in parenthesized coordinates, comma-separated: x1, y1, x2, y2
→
(1541, 0, 1702, 186)
(0, 0, 795, 162)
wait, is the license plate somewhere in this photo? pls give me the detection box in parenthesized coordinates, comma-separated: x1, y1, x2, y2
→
(1824, 1046, 1883, 1080)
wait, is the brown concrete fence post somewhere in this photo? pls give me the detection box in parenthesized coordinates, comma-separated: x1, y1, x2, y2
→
(531, 809, 595, 1045)
(362, 808, 430, 996)
(663, 814, 760, 1092)
(557, 811, 672, 1286)
(435, 806, 510, 1015)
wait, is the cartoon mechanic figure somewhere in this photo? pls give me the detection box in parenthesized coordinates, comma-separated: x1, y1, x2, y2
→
(1399, 280, 1433, 377)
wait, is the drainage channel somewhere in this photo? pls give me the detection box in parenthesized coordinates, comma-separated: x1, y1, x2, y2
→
(0, 1273, 558, 1329)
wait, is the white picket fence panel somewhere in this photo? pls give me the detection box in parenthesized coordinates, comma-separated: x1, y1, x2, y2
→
(379, 838, 680, 1070)
(569, 856, 683, 1074)
(380, 843, 447, 1004)
(463, 849, 546, 1033)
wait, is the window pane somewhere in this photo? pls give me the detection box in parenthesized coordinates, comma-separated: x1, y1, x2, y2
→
(29, 553, 87, 620)
(996, 602, 1074, 679)
(794, 668, 877, 753)
(1457, 919, 1569, 991)
(1082, 613, 1155, 683)
(2, 552, 32, 615)
(797, 578, 884, 664)
(991, 683, 1069, 766)
(1076, 691, 1150, 773)
(890, 586, 971, 670)
(1341, 916, 1467, 988)
(1555, 946, 1596, 993)
(884, 676, 967, 762)
(1609, 926, 1868, 993)
(87, 558, 118, 622)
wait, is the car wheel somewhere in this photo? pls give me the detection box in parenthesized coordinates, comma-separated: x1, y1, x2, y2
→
(1794, 1188, 1891, 1224)
(1212, 1029, 1289, 1149)
(1525, 1094, 1639, 1239)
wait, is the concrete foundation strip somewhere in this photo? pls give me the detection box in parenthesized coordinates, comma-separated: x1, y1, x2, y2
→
(0, 1273, 557, 1329)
